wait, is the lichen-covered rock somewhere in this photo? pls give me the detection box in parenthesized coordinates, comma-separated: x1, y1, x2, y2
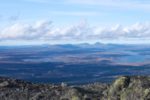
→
(108, 76, 130, 100)
(0, 81, 9, 87)
(106, 76, 150, 100)
(0, 76, 150, 100)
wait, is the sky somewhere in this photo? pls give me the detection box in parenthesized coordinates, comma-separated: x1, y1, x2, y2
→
(0, 0, 150, 45)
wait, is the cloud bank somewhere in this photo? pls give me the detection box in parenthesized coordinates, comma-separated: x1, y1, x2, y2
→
(1, 20, 150, 44)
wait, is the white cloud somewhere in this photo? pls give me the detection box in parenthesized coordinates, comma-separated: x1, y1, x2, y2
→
(1, 20, 150, 44)
(0, 20, 52, 40)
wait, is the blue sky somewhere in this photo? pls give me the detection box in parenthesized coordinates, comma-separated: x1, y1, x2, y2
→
(1, 0, 150, 26)
(0, 0, 150, 45)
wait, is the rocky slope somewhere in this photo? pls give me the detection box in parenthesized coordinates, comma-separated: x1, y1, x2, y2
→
(0, 76, 150, 100)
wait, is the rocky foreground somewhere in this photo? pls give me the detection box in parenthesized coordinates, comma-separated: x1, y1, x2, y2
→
(0, 76, 150, 100)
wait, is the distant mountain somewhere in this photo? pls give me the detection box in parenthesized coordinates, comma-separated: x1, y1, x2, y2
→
(0, 42, 150, 49)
